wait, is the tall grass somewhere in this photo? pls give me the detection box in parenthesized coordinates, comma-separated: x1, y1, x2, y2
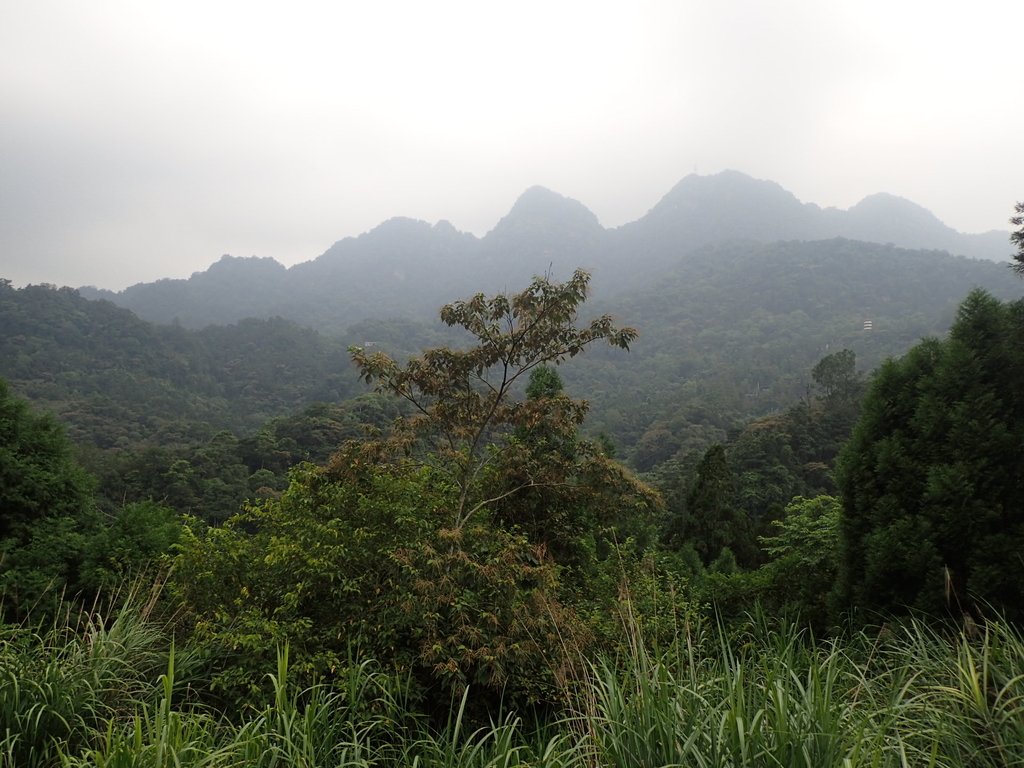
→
(62, 648, 218, 768)
(0, 601, 176, 768)
(584, 618, 870, 767)
(221, 645, 410, 767)
(5, 598, 1024, 767)
(871, 619, 1024, 766)
(580, 612, 1024, 767)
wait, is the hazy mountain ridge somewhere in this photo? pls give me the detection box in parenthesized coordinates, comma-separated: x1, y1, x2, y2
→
(76, 171, 1013, 331)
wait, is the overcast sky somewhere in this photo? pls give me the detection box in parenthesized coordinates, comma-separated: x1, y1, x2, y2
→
(2, 0, 1021, 290)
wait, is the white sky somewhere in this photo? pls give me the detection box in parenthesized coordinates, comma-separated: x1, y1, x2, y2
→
(1, 0, 1021, 290)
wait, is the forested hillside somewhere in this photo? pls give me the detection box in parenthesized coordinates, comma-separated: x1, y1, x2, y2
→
(0, 280, 359, 450)
(5, 261, 1024, 766)
(7, 234, 1019, 475)
(563, 238, 1021, 463)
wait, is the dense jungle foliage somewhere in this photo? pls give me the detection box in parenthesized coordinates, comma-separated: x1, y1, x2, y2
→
(3, 249, 1024, 764)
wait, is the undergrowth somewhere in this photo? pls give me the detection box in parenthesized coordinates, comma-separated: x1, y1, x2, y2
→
(3, 598, 1023, 767)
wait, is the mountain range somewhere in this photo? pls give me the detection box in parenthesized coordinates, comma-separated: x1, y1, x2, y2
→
(78, 171, 1012, 333)
(7, 169, 1020, 468)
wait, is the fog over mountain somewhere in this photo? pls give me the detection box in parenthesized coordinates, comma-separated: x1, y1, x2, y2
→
(78, 171, 1012, 332)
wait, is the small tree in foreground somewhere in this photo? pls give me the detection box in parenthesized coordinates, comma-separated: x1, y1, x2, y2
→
(175, 271, 662, 711)
(346, 268, 639, 529)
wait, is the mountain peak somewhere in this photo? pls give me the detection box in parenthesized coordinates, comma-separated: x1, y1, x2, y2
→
(488, 186, 602, 239)
(657, 170, 811, 210)
(849, 193, 944, 225)
(204, 254, 286, 276)
(365, 216, 434, 237)
(634, 170, 822, 243)
(839, 193, 961, 251)
(513, 184, 577, 207)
